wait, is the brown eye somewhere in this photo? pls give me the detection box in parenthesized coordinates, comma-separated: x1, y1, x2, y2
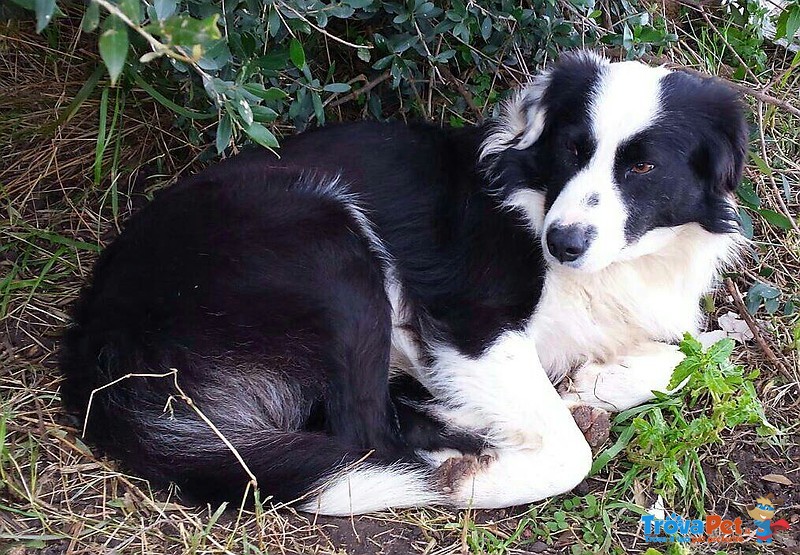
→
(631, 162, 654, 174)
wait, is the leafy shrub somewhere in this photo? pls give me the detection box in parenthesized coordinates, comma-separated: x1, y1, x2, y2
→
(7, 0, 685, 155)
(8, 1, 800, 156)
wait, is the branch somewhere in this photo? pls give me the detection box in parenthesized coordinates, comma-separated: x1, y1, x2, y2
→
(328, 70, 391, 107)
(724, 278, 794, 381)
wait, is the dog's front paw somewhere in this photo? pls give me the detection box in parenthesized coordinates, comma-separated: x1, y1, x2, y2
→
(569, 404, 610, 450)
(436, 453, 494, 494)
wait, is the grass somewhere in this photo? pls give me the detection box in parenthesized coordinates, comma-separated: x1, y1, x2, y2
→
(1, 4, 799, 555)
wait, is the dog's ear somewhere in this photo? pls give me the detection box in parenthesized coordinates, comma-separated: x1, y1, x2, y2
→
(515, 50, 608, 150)
(690, 78, 750, 195)
(481, 50, 608, 160)
(513, 74, 552, 150)
(479, 72, 552, 160)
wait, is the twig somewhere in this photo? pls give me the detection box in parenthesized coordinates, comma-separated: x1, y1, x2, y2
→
(665, 64, 800, 118)
(165, 368, 259, 490)
(92, 0, 215, 95)
(83, 368, 259, 491)
(277, 2, 372, 50)
(724, 278, 793, 381)
(93, 0, 192, 66)
(436, 64, 484, 122)
(83, 370, 177, 437)
(328, 70, 391, 107)
(699, 9, 760, 83)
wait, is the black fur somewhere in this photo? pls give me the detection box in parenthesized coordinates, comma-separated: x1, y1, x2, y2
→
(61, 122, 525, 506)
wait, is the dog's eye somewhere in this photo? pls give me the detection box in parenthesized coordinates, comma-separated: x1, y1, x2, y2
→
(630, 162, 654, 175)
(565, 141, 579, 157)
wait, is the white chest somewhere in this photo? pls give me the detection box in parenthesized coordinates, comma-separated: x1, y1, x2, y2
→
(527, 225, 736, 381)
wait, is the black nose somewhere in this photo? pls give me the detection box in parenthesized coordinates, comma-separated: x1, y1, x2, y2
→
(545, 224, 594, 263)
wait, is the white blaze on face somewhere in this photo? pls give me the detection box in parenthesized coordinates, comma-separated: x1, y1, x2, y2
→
(542, 61, 671, 272)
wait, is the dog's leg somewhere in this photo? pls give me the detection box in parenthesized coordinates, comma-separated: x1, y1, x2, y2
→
(559, 342, 684, 412)
(421, 332, 593, 508)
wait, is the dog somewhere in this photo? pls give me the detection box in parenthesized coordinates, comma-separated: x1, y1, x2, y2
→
(60, 51, 748, 515)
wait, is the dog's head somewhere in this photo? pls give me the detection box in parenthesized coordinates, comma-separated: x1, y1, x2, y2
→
(481, 51, 749, 272)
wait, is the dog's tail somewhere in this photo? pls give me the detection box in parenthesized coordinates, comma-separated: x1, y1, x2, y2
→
(137, 417, 441, 516)
(60, 336, 440, 516)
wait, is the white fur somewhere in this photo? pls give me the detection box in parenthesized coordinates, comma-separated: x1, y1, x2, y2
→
(479, 51, 610, 161)
(529, 224, 739, 384)
(560, 342, 685, 411)
(479, 76, 551, 161)
(501, 188, 547, 235)
(415, 332, 593, 508)
(299, 464, 438, 516)
(448, 445, 590, 509)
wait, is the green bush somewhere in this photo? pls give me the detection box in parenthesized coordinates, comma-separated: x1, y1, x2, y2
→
(6, 0, 684, 154)
(8, 0, 799, 155)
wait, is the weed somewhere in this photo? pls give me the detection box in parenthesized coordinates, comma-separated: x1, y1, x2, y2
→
(593, 335, 774, 516)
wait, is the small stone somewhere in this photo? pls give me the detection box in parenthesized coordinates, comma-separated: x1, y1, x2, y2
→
(530, 540, 548, 552)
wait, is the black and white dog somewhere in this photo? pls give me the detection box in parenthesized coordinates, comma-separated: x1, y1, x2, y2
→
(61, 51, 747, 515)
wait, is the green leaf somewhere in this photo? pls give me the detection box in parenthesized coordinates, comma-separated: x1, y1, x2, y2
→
(289, 38, 306, 69)
(756, 208, 794, 230)
(9, 0, 35, 9)
(144, 14, 221, 47)
(312, 91, 324, 124)
(251, 105, 278, 123)
(748, 281, 780, 304)
(216, 114, 232, 154)
(323, 82, 351, 93)
(481, 17, 492, 40)
(788, 7, 800, 41)
(81, 1, 100, 32)
(736, 179, 760, 208)
(707, 338, 734, 365)
(739, 207, 753, 240)
(99, 18, 129, 86)
(236, 99, 254, 126)
(749, 151, 773, 177)
(118, 0, 142, 24)
(764, 296, 780, 314)
(244, 122, 279, 149)
(745, 288, 762, 314)
(255, 50, 290, 71)
(242, 84, 288, 101)
(153, 0, 177, 20)
(590, 424, 636, 475)
(678, 332, 703, 357)
(776, 5, 800, 40)
(668, 357, 701, 390)
(34, 0, 56, 32)
(130, 71, 217, 120)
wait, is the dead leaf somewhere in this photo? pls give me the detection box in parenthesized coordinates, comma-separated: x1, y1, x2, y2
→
(761, 473, 794, 485)
(718, 311, 754, 342)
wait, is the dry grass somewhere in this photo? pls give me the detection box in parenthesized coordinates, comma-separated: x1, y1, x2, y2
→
(1, 5, 799, 555)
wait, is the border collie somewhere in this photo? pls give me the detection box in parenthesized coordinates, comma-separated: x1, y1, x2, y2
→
(61, 51, 747, 515)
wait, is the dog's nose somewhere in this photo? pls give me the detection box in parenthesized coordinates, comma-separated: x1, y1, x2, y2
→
(545, 224, 594, 263)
